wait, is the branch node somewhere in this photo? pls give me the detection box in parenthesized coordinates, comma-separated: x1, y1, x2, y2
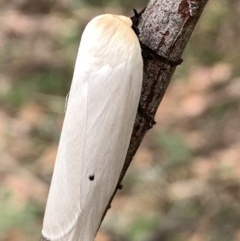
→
(141, 43, 183, 67)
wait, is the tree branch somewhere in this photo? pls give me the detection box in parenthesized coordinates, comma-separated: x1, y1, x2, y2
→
(100, 0, 209, 226)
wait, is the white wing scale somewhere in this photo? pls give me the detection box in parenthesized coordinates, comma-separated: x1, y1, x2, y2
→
(42, 14, 143, 241)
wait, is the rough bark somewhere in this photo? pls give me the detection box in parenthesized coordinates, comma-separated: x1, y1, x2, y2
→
(100, 0, 209, 226)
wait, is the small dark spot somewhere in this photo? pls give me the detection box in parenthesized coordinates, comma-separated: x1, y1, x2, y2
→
(89, 175, 94, 181)
(118, 184, 123, 190)
(165, 30, 170, 36)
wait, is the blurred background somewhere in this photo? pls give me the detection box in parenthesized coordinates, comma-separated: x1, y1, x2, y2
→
(0, 0, 240, 240)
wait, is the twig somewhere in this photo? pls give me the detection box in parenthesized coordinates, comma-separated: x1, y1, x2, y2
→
(100, 0, 210, 227)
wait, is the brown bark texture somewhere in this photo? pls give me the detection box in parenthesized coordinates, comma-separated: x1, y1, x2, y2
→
(100, 0, 209, 226)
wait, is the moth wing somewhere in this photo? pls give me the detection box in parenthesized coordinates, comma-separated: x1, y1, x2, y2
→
(42, 50, 88, 240)
(42, 14, 143, 241)
(72, 18, 143, 240)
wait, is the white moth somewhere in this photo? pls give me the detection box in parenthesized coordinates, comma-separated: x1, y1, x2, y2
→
(42, 14, 143, 241)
